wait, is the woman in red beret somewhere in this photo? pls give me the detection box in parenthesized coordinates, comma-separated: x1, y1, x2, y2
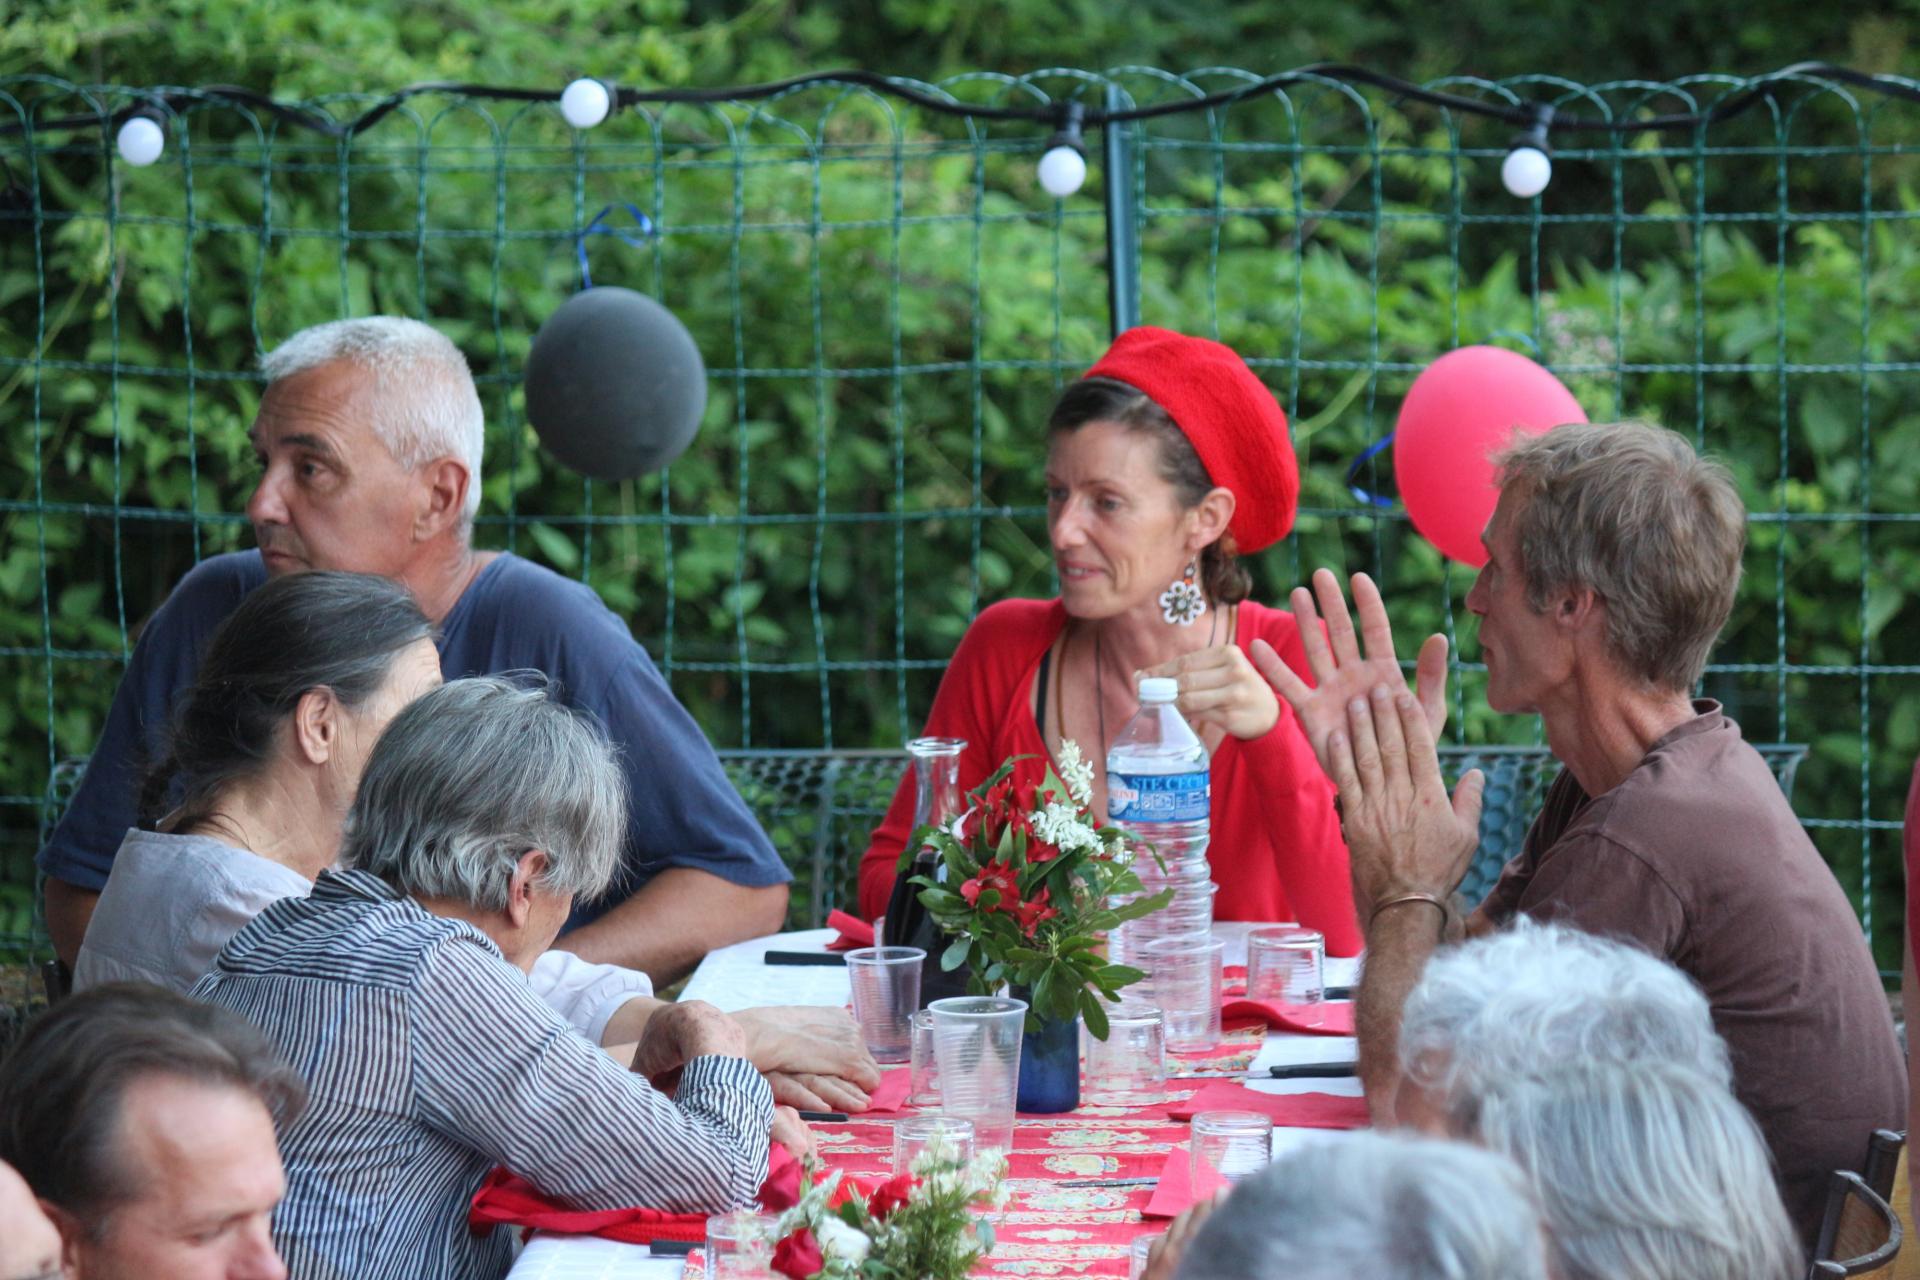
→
(856, 327, 1359, 955)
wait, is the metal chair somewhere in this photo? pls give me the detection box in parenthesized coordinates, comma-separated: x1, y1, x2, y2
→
(1811, 1170, 1903, 1278)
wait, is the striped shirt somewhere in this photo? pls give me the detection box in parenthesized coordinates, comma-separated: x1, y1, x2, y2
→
(193, 868, 772, 1280)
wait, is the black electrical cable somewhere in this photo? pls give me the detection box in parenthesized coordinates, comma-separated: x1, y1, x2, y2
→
(5, 61, 1919, 145)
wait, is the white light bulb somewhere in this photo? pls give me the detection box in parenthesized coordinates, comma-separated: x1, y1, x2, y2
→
(1501, 145, 1552, 199)
(116, 116, 165, 167)
(560, 78, 612, 129)
(1037, 145, 1087, 198)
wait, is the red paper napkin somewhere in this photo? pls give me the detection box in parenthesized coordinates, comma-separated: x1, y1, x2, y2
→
(1166, 1080, 1369, 1130)
(1143, 1144, 1229, 1218)
(468, 1144, 802, 1244)
(1221, 999, 1355, 1036)
(852, 1067, 914, 1116)
(824, 910, 876, 952)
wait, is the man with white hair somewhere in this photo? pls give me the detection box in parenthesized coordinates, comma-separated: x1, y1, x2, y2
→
(1254, 420, 1904, 1242)
(194, 677, 788, 1280)
(1397, 923, 1803, 1278)
(40, 317, 790, 984)
(1170, 1131, 1552, 1280)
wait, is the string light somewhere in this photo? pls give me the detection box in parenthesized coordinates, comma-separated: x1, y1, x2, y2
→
(559, 78, 612, 129)
(1036, 102, 1087, 198)
(115, 113, 165, 166)
(1501, 106, 1554, 198)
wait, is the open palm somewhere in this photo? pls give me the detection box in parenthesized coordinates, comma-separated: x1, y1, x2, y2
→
(1250, 568, 1451, 773)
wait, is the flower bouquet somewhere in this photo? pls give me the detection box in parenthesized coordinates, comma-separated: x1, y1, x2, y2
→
(766, 1149, 1008, 1280)
(900, 741, 1172, 1040)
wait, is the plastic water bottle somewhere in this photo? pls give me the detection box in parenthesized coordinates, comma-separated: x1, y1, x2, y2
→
(1106, 677, 1211, 964)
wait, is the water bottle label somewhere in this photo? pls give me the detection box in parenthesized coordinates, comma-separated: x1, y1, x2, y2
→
(1107, 770, 1209, 823)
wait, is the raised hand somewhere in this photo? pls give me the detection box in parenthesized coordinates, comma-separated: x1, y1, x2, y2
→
(1139, 643, 1280, 742)
(1249, 568, 1449, 773)
(1330, 683, 1483, 908)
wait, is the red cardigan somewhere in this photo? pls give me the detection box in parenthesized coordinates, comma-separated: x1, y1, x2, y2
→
(857, 598, 1362, 956)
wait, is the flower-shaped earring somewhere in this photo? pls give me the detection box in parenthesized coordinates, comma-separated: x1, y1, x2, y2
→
(1159, 559, 1206, 626)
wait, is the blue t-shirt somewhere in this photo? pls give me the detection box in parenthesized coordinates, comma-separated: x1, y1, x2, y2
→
(37, 551, 790, 927)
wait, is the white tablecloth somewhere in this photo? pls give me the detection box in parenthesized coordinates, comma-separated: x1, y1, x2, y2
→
(506, 927, 1362, 1279)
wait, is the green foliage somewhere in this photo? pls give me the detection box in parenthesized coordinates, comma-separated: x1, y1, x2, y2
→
(1, 2, 1916, 983)
(909, 752, 1171, 1030)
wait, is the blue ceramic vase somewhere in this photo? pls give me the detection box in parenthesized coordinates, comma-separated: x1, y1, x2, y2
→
(1015, 999, 1081, 1113)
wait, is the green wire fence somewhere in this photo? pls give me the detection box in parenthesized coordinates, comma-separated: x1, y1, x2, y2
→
(2, 68, 1916, 1007)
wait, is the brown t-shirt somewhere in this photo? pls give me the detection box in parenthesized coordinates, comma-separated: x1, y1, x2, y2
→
(1479, 702, 1905, 1245)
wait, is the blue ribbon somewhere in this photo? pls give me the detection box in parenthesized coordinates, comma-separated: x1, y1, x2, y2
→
(1345, 432, 1398, 509)
(575, 203, 655, 290)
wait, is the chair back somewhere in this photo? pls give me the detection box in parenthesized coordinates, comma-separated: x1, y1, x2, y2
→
(1811, 1170, 1903, 1278)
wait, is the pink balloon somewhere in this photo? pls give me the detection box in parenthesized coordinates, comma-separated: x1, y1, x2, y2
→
(1393, 346, 1588, 566)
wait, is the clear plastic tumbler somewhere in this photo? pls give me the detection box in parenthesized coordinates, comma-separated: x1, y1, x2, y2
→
(1189, 1110, 1273, 1185)
(909, 1008, 941, 1106)
(891, 1114, 976, 1176)
(1141, 934, 1223, 1054)
(1082, 1001, 1167, 1107)
(928, 995, 1027, 1155)
(1247, 926, 1325, 1008)
(845, 945, 925, 1064)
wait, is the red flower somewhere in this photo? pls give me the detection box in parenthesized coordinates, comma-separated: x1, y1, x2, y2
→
(960, 860, 1018, 909)
(1026, 840, 1061, 865)
(1012, 888, 1060, 937)
(866, 1173, 918, 1220)
(771, 1228, 825, 1280)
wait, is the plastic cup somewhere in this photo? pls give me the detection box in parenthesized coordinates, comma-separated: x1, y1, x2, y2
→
(1141, 934, 1223, 1054)
(706, 1209, 779, 1279)
(845, 945, 924, 1064)
(1190, 1110, 1273, 1185)
(1082, 1002, 1167, 1107)
(891, 1114, 975, 1176)
(928, 995, 1027, 1155)
(1247, 926, 1325, 1008)
(1128, 1234, 1162, 1280)
(909, 1008, 941, 1106)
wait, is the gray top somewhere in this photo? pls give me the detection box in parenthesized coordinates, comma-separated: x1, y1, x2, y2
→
(76, 827, 656, 1043)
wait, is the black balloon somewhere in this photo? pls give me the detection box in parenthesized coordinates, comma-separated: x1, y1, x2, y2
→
(523, 287, 708, 481)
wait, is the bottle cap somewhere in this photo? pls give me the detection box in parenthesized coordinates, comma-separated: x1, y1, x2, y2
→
(1138, 676, 1179, 702)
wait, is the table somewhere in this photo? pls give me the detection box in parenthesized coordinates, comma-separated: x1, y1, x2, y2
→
(506, 927, 1361, 1279)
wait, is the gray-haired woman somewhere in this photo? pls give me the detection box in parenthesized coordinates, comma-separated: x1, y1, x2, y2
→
(195, 676, 797, 1280)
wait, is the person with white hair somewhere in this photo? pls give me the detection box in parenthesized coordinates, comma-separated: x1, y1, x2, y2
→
(1394, 922, 1803, 1277)
(1169, 1131, 1552, 1280)
(40, 317, 791, 987)
(1473, 1060, 1803, 1280)
(193, 676, 796, 1280)
(1394, 917, 1730, 1130)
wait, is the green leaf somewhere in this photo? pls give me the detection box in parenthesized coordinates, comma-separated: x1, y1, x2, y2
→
(1081, 993, 1111, 1041)
(941, 936, 972, 972)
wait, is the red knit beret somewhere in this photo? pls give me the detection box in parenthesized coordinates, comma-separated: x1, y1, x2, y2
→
(1082, 326, 1299, 553)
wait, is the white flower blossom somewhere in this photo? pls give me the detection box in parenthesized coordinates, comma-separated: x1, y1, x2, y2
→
(815, 1217, 873, 1264)
(1031, 799, 1099, 853)
(1055, 740, 1095, 809)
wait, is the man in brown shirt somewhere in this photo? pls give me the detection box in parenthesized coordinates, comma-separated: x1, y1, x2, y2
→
(1253, 420, 1904, 1247)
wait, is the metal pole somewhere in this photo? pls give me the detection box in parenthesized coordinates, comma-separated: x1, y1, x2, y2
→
(1102, 83, 1139, 339)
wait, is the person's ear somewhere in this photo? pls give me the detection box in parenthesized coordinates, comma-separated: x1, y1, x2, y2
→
(1186, 486, 1236, 556)
(290, 687, 341, 767)
(504, 849, 551, 929)
(42, 1198, 89, 1270)
(1555, 586, 1606, 647)
(413, 457, 471, 542)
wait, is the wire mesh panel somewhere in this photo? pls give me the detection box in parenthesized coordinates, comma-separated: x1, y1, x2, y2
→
(0, 69, 1912, 981)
